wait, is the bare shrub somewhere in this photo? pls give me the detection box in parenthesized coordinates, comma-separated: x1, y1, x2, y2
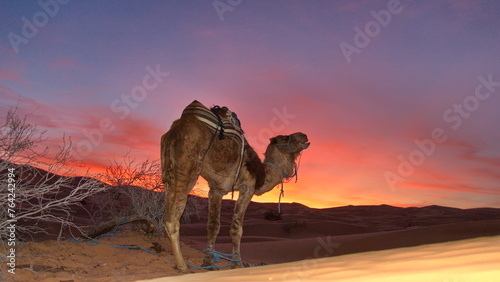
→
(0, 106, 47, 166)
(282, 220, 307, 234)
(99, 154, 207, 231)
(0, 107, 108, 242)
(264, 209, 282, 221)
(98, 154, 165, 233)
(181, 194, 205, 224)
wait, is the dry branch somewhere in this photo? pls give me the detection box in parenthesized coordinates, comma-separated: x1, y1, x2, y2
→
(0, 107, 108, 242)
(83, 215, 157, 239)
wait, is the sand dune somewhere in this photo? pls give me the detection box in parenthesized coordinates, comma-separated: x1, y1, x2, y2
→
(3, 212, 499, 281)
(2, 166, 500, 281)
(212, 219, 500, 265)
(145, 235, 500, 282)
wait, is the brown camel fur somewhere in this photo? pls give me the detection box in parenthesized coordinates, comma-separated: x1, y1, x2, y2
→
(160, 100, 309, 272)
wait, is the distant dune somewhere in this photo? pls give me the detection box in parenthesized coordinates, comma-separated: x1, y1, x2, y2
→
(2, 165, 500, 281)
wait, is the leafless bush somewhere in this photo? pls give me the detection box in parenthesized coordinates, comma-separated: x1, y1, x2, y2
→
(98, 154, 166, 233)
(282, 219, 307, 234)
(0, 107, 108, 242)
(99, 154, 207, 231)
(0, 106, 47, 166)
(181, 194, 205, 224)
(264, 209, 282, 221)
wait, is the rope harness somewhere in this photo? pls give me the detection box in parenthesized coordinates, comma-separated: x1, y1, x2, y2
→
(182, 102, 246, 199)
(264, 135, 303, 215)
(68, 216, 255, 270)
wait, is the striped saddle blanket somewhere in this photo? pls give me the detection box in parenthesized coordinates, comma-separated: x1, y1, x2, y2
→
(181, 100, 244, 142)
(181, 100, 246, 186)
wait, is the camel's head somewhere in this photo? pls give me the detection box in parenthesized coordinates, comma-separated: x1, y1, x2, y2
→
(270, 132, 310, 157)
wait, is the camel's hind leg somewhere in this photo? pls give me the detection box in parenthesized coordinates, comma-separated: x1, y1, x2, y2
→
(162, 133, 200, 272)
(164, 176, 197, 272)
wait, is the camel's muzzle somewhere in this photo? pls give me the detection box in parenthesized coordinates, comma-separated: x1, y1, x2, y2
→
(302, 142, 310, 149)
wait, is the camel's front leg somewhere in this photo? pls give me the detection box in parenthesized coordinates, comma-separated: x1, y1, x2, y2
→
(230, 186, 253, 268)
(202, 189, 223, 268)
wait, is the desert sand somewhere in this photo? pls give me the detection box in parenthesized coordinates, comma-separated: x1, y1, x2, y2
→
(2, 197, 500, 281)
(145, 235, 500, 282)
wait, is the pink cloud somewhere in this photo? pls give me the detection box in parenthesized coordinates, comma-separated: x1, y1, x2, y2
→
(337, 1, 363, 12)
(0, 86, 47, 116)
(49, 57, 75, 69)
(0, 59, 27, 83)
(0, 69, 25, 83)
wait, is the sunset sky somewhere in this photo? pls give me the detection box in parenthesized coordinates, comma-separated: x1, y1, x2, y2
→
(1, 0, 499, 209)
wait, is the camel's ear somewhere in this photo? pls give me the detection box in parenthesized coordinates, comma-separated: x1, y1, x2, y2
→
(270, 135, 288, 144)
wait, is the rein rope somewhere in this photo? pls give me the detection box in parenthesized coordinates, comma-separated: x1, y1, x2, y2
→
(68, 216, 248, 270)
(210, 106, 226, 140)
(195, 105, 245, 199)
(210, 106, 246, 199)
(266, 135, 305, 215)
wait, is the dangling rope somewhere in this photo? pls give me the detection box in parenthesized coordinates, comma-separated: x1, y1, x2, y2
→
(210, 106, 225, 140)
(68, 216, 250, 270)
(277, 183, 285, 214)
(208, 106, 246, 200)
(275, 151, 304, 215)
(292, 151, 303, 183)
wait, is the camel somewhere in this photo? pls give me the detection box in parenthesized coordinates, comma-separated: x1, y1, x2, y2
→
(160, 100, 309, 272)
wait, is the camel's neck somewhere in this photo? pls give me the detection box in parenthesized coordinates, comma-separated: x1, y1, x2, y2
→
(256, 151, 295, 195)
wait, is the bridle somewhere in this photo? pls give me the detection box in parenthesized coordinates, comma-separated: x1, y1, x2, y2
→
(264, 135, 306, 215)
(265, 135, 303, 180)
